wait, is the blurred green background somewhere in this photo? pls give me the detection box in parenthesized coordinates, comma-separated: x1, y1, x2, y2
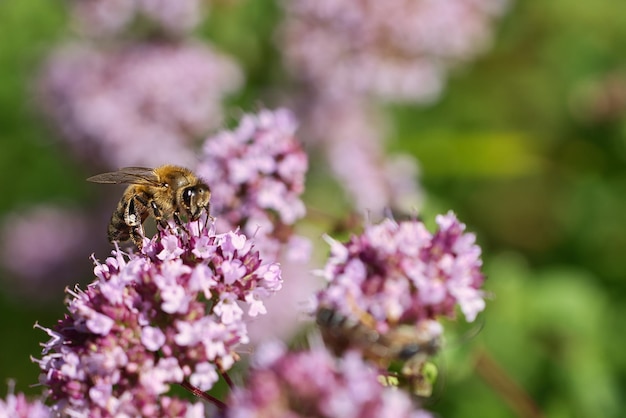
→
(1, 1, 626, 417)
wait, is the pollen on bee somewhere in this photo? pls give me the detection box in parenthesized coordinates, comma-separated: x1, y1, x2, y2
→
(378, 375, 399, 387)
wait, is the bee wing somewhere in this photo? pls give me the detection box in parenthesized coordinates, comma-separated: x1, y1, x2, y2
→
(86, 167, 162, 186)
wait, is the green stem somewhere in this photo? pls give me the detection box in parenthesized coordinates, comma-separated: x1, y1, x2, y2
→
(474, 347, 544, 418)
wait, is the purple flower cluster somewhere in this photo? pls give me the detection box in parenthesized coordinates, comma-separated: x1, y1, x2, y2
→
(280, 0, 509, 103)
(39, 42, 242, 167)
(70, 0, 206, 37)
(34, 217, 282, 416)
(197, 108, 309, 261)
(316, 212, 485, 337)
(223, 342, 432, 418)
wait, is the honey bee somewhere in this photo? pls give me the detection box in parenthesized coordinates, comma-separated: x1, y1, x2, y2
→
(87, 165, 211, 248)
(316, 305, 441, 396)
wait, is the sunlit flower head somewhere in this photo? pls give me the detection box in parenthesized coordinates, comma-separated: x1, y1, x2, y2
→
(316, 212, 486, 335)
(34, 217, 281, 416)
(197, 108, 309, 262)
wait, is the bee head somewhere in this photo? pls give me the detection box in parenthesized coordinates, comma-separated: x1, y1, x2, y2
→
(182, 183, 211, 220)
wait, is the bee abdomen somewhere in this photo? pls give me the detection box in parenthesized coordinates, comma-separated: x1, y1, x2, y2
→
(107, 202, 131, 243)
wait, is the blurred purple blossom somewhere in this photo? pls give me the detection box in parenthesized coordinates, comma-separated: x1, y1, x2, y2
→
(223, 342, 432, 418)
(303, 96, 423, 215)
(316, 212, 485, 335)
(197, 108, 309, 262)
(246, 257, 319, 345)
(70, 0, 206, 38)
(0, 205, 93, 298)
(38, 41, 242, 168)
(0, 383, 51, 418)
(34, 216, 281, 416)
(279, 0, 510, 215)
(280, 0, 509, 103)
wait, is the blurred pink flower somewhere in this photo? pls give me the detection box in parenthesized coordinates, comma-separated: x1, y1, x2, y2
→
(70, 0, 206, 37)
(38, 42, 242, 168)
(280, 0, 509, 103)
(246, 256, 318, 345)
(280, 0, 509, 214)
(0, 205, 93, 298)
(224, 342, 432, 418)
(0, 383, 50, 418)
(303, 96, 423, 215)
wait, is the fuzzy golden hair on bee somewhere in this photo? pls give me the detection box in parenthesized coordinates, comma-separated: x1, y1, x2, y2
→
(87, 165, 211, 248)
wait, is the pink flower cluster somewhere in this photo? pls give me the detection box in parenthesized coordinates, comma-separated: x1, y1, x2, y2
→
(223, 342, 432, 418)
(316, 212, 485, 337)
(34, 217, 281, 416)
(39, 42, 242, 168)
(281, 0, 509, 103)
(197, 108, 309, 261)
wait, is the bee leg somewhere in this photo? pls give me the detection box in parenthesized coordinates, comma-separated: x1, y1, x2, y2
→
(173, 211, 191, 235)
(147, 200, 168, 229)
(124, 196, 143, 227)
(130, 225, 145, 250)
(173, 212, 184, 226)
(149, 201, 180, 235)
(149, 201, 164, 226)
(125, 197, 146, 249)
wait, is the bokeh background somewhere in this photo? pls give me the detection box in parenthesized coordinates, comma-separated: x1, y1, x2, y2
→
(1, 1, 625, 417)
